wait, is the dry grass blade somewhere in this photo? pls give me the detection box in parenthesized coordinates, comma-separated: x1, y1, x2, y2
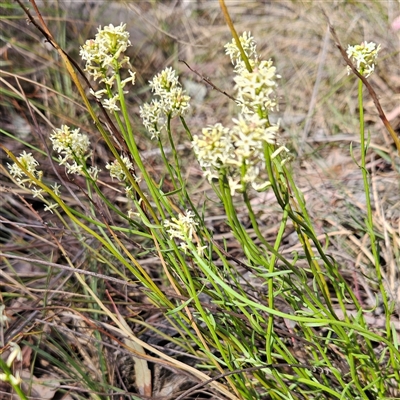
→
(107, 291, 152, 397)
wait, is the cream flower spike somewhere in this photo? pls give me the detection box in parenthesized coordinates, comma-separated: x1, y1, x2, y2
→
(346, 41, 381, 78)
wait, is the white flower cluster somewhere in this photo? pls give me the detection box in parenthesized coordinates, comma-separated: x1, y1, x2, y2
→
(225, 31, 258, 71)
(139, 100, 165, 140)
(50, 125, 92, 175)
(80, 23, 136, 111)
(225, 32, 280, 114)
(105, 155, 137, 182)
(7, 151, 60, 212)
(234, 59, 279, 114)
(193, 32, 287, 195)
(346, 42, 381, 78)
(140, 67, 190, 139)
(8, 151, 42, 187)
(192, 123, 233, 176)
(164, 210, 205, 254)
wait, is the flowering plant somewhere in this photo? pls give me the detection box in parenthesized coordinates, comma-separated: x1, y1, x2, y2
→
(3, 3, 399, 399)
(192, 32, 288, 195)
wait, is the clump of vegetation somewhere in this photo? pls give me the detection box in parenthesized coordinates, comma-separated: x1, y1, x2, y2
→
(1, 1, 400, 399)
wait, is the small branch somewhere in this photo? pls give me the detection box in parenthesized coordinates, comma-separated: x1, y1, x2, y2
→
(179, 59, 237, 102)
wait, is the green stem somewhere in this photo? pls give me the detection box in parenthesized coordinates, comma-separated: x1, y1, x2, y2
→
(166, 114, 186, 198)
(266, 202, 289, 364)
(357, 78, 395, 374)
(180, 116, 193, 141)
(115, 71, 165, 220)
(0, 358, 28, 400)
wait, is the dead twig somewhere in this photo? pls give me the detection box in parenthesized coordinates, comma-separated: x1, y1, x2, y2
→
(179, 59, 237, 102)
